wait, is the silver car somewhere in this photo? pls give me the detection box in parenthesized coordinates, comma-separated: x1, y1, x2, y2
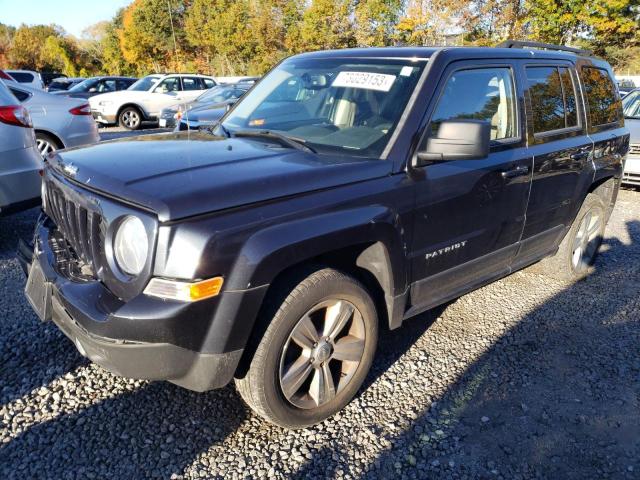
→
(6, 83, 100, 158)
(622, 90, 640, 186)
(0, 80, 42, 215)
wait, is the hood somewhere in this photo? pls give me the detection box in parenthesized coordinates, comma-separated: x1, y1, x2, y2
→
(184, 102, 229, 123)
(49, 132, 391, 222)
(626, 118, 640, 143)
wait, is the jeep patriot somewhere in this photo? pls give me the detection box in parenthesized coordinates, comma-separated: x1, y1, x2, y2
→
(20, 42, 630, 428)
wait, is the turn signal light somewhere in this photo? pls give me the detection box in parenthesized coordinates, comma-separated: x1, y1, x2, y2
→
(144, 276, 224, 302)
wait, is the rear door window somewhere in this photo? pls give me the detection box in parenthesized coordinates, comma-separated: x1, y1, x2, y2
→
(526, 66, 577, 134)
(431, 67, 518, 141)
(203, 78, 216, 88)
(581, 66, 623, 130)
(182, 77, 201, 91)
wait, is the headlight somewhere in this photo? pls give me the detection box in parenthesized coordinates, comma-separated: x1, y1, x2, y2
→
(113, 216, 148, 275)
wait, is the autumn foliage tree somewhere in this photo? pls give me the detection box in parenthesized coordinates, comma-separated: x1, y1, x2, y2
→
(0, 0, 638, 75)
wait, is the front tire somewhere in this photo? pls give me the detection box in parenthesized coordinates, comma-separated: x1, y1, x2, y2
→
(119, 106, 142, 130)
(235, 268, 378, 429)
(533, 193, 606, 282)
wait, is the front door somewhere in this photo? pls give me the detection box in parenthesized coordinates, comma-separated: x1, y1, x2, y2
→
(409, 62, 532, 311)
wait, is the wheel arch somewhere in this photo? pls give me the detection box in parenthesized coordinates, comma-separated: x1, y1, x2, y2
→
(34, 129, 65, 149)
(229, 210, 409, 377)
(116, 103, 148, 121)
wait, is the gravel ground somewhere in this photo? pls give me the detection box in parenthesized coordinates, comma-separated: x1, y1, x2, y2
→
(1, 188, 639, 479)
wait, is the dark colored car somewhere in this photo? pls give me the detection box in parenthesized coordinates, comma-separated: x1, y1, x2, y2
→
(173, 82, 252, 131)
(47, 77, 85, 92)
(20, 43, 629, 429)
(53, 76, 138, 99)
(41, 72, 66, 87)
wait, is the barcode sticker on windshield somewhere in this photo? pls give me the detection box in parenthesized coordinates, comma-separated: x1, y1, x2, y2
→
(332, 72, 396, 92)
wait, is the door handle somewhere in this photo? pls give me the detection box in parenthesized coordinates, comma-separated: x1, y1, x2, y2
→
(501, 165, 529, 179)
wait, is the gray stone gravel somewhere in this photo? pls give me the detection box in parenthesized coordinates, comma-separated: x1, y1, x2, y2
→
(1, 189, 639, 479)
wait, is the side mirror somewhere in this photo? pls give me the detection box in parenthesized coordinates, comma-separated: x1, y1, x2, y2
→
(414, 120, 491, 167)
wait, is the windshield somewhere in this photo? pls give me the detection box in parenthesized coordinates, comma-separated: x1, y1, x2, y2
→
(197, 84, 247, 103)
(128, 75, 161, 92)
(623, 90, 640, 118)
(223, 57, 427, 157)
(68, 78, 99, 93)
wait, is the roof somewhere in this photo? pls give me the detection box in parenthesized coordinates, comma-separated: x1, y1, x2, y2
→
(292, 45, 602, 64)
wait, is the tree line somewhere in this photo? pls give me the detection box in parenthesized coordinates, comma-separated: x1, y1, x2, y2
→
(0, 0, 638, 78)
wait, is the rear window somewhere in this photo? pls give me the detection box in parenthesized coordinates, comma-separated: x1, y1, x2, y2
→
(581, 67, 623, 129)
(526, 66, 579, 134)
(0, 81, 18, 105)
(9, 72, 34, 83)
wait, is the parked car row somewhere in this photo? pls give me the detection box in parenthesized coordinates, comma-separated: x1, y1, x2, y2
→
(163, 81, 252, 129)
(89, 73, 217, 130)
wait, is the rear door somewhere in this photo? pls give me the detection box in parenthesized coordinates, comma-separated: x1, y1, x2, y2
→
(579, 63, 627, 192)
(409, 60, 533, 310)
(513, 61, 594, 267)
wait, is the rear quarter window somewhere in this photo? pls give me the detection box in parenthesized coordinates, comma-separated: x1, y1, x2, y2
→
(581, 67, 623, 130)
(9, 87, 30, 102)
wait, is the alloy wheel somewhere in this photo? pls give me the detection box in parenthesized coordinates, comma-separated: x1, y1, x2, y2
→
(122, 110, 140, 129)
(279, 299, 366, 409)
(571, 208, 602, 272)
(36, 138, 56, 158)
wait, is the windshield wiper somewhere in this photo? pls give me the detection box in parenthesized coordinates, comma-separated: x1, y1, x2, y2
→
(201, 121, 231, 138)
(232, 129, 317, 153)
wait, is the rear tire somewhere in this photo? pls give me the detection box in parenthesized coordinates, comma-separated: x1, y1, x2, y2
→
(235, 268, 378, 429)
(119, 106, 142, 130)
(35, 132, 60, 159)
(533, 193, 606, 282)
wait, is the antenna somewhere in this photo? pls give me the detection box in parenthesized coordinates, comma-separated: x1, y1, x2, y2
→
(167, 0, 180, 70)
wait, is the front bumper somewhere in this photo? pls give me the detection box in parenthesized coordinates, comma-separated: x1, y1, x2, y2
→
(623, 156, 640, 186)
(20, 219, 263, 392)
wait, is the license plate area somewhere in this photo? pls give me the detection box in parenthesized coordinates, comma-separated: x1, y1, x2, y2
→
(25, 258, 52, 322)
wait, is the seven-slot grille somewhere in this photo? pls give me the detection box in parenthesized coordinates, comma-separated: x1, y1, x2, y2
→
(629, 144, 640, 156)
(44, 179, 105, 278)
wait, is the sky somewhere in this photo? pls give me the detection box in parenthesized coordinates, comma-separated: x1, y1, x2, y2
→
(0, 0, 132, 37)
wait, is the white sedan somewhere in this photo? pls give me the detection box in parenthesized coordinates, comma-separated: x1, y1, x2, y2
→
(90, 74, 217, 130)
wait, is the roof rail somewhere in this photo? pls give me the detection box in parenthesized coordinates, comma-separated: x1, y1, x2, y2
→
(496, 40, 593, 56)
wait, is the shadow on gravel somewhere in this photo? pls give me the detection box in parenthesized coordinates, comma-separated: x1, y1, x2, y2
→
(0, 208, 39, 261)
(294, 221, 640, 480)
(0, 382, 248, 478)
